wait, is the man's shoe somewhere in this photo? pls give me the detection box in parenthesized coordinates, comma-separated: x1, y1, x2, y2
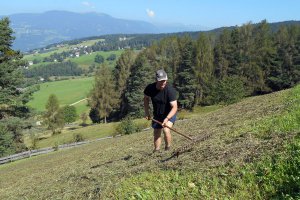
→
(153, 149, 160, 153)
(165, 146, 171, 151)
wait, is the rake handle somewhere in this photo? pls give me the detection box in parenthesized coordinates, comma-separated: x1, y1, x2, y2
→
(151, 118, 193, 141)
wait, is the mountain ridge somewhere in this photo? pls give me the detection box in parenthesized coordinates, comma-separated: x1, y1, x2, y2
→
(2, 10, 299, 51)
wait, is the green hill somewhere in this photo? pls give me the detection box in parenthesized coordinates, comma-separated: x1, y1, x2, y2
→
(1, 85, 300, 199)
(27, 77, 94, 114)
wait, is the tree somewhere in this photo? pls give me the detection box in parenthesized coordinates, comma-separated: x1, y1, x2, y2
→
(211, 76, 245, 105)
(0, 124, 14, 156)
(214, 29, 232, 79)
(194, 33, 214, 105)
(0, 17, 33, 155)
(0, 17, 27, 119)
(94, 54, 104, 64)
(176, 36, 197, 110)
(80, 112, 88, 126)
(106, 53, 117, 61)
(124, 52, 154, 117)
(113, 49, 136, 118)
(43, 94, 64, 134)
(88, 64, 118, 123)
(62, 105, 77, 124)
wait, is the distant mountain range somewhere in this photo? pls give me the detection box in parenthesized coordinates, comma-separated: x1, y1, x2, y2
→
(1, 10, 299, 52)
(1, 10, 208, 51)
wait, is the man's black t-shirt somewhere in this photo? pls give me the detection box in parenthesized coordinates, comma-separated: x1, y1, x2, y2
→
(144, 82, 177, 120)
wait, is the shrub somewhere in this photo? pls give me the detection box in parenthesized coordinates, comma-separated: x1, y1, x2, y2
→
(115, 117, 137, 135)
(73, 133, 84, 142)
(212, 76, 245, 105)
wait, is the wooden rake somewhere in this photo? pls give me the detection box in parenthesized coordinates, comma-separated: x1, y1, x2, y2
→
(151, 118, 194, 141)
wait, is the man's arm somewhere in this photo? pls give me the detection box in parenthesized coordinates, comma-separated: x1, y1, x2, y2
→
(163, 100, 178, 125)
(144, 95, 151, 120)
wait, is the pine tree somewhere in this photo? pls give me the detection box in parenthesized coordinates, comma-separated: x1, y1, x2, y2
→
(157, 36, 181, 85)
(125, 52, 154, 117)
(271, 25, 300, 90)
(0, 17, 32, 154)
(214, 29, 232, 79)
(113, 49, 136, 118)
(89, 64, 118, 123)
(194, 33, 214, 105)
(176, 36, 197, 110)
(252, 20, 276, 93)
(43, 94, 64, 134)
(0, 17, 26, 119)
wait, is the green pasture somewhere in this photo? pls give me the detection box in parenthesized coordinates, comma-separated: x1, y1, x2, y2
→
(23, 39, 104, 61)
(27, 77, 94, 112)
(68, 50, 123, 69)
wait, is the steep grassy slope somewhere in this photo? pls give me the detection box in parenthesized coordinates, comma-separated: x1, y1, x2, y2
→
(1, 87, 299, 199)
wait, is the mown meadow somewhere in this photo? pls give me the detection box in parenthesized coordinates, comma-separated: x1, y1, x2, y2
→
(27, 76, 94, 113)
(1, 84, 300, 199)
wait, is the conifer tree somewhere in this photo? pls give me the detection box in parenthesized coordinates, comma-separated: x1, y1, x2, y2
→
(176, 36, 197, 110)
(157, 36, 181, 85)
(113, 49, 136, 118)
(0, 17, 26, 119)
(0, 17, 32, 154)
(194, 33, 214, 104)
(252, 20, 276, 93)
(125, 52, 154, 117)
(89, 64, 117, 123)
(214, 29, 232, 79)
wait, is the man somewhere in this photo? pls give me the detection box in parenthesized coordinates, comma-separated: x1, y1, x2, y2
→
(144, 69, 178, 152)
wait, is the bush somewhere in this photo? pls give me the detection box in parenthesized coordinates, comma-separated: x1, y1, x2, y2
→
(73, 133, 84, 142)
(0, 125, 14, 157)
(212, 76, 245, 105)
(115, 117, 137, 135)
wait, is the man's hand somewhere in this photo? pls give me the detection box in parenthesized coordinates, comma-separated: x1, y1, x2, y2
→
(145, 115, 151, 120)
(162, 117, 169, 126)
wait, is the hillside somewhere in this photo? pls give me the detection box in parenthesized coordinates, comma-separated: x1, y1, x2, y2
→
(1, 85, 300, 199)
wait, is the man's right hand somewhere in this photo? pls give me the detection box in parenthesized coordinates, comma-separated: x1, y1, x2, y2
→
(145, 115, 151, 120)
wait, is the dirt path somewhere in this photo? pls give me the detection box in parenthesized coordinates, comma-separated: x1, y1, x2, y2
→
(69, 98, 88, 106)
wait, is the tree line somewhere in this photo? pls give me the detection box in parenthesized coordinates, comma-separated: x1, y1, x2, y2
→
(89, 20, 300, 122)
(23, 61, 84, 78)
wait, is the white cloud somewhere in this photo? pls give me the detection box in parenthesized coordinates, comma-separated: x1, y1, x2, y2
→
(146, 9, 155, 18)
(82, 1, 95, 9)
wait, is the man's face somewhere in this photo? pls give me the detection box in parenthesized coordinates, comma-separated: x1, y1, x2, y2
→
(156, 80, 167, 90)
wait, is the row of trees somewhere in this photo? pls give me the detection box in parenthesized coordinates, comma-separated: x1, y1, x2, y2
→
(88, 20, 300, 122)
(23, 61, 84, 78)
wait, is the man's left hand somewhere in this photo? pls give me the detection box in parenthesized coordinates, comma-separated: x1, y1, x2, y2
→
(162, 118, 169, 126)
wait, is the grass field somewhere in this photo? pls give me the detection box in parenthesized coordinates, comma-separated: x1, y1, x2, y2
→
(27, 76, 94, 113)
(23, 41, 124, 70)
(1, 86, 300, 199)
(67, 50, 123, 69)
(23, 39, 104, 61)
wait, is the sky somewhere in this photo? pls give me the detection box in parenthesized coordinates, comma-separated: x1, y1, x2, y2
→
(1, 0, 300, 29)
